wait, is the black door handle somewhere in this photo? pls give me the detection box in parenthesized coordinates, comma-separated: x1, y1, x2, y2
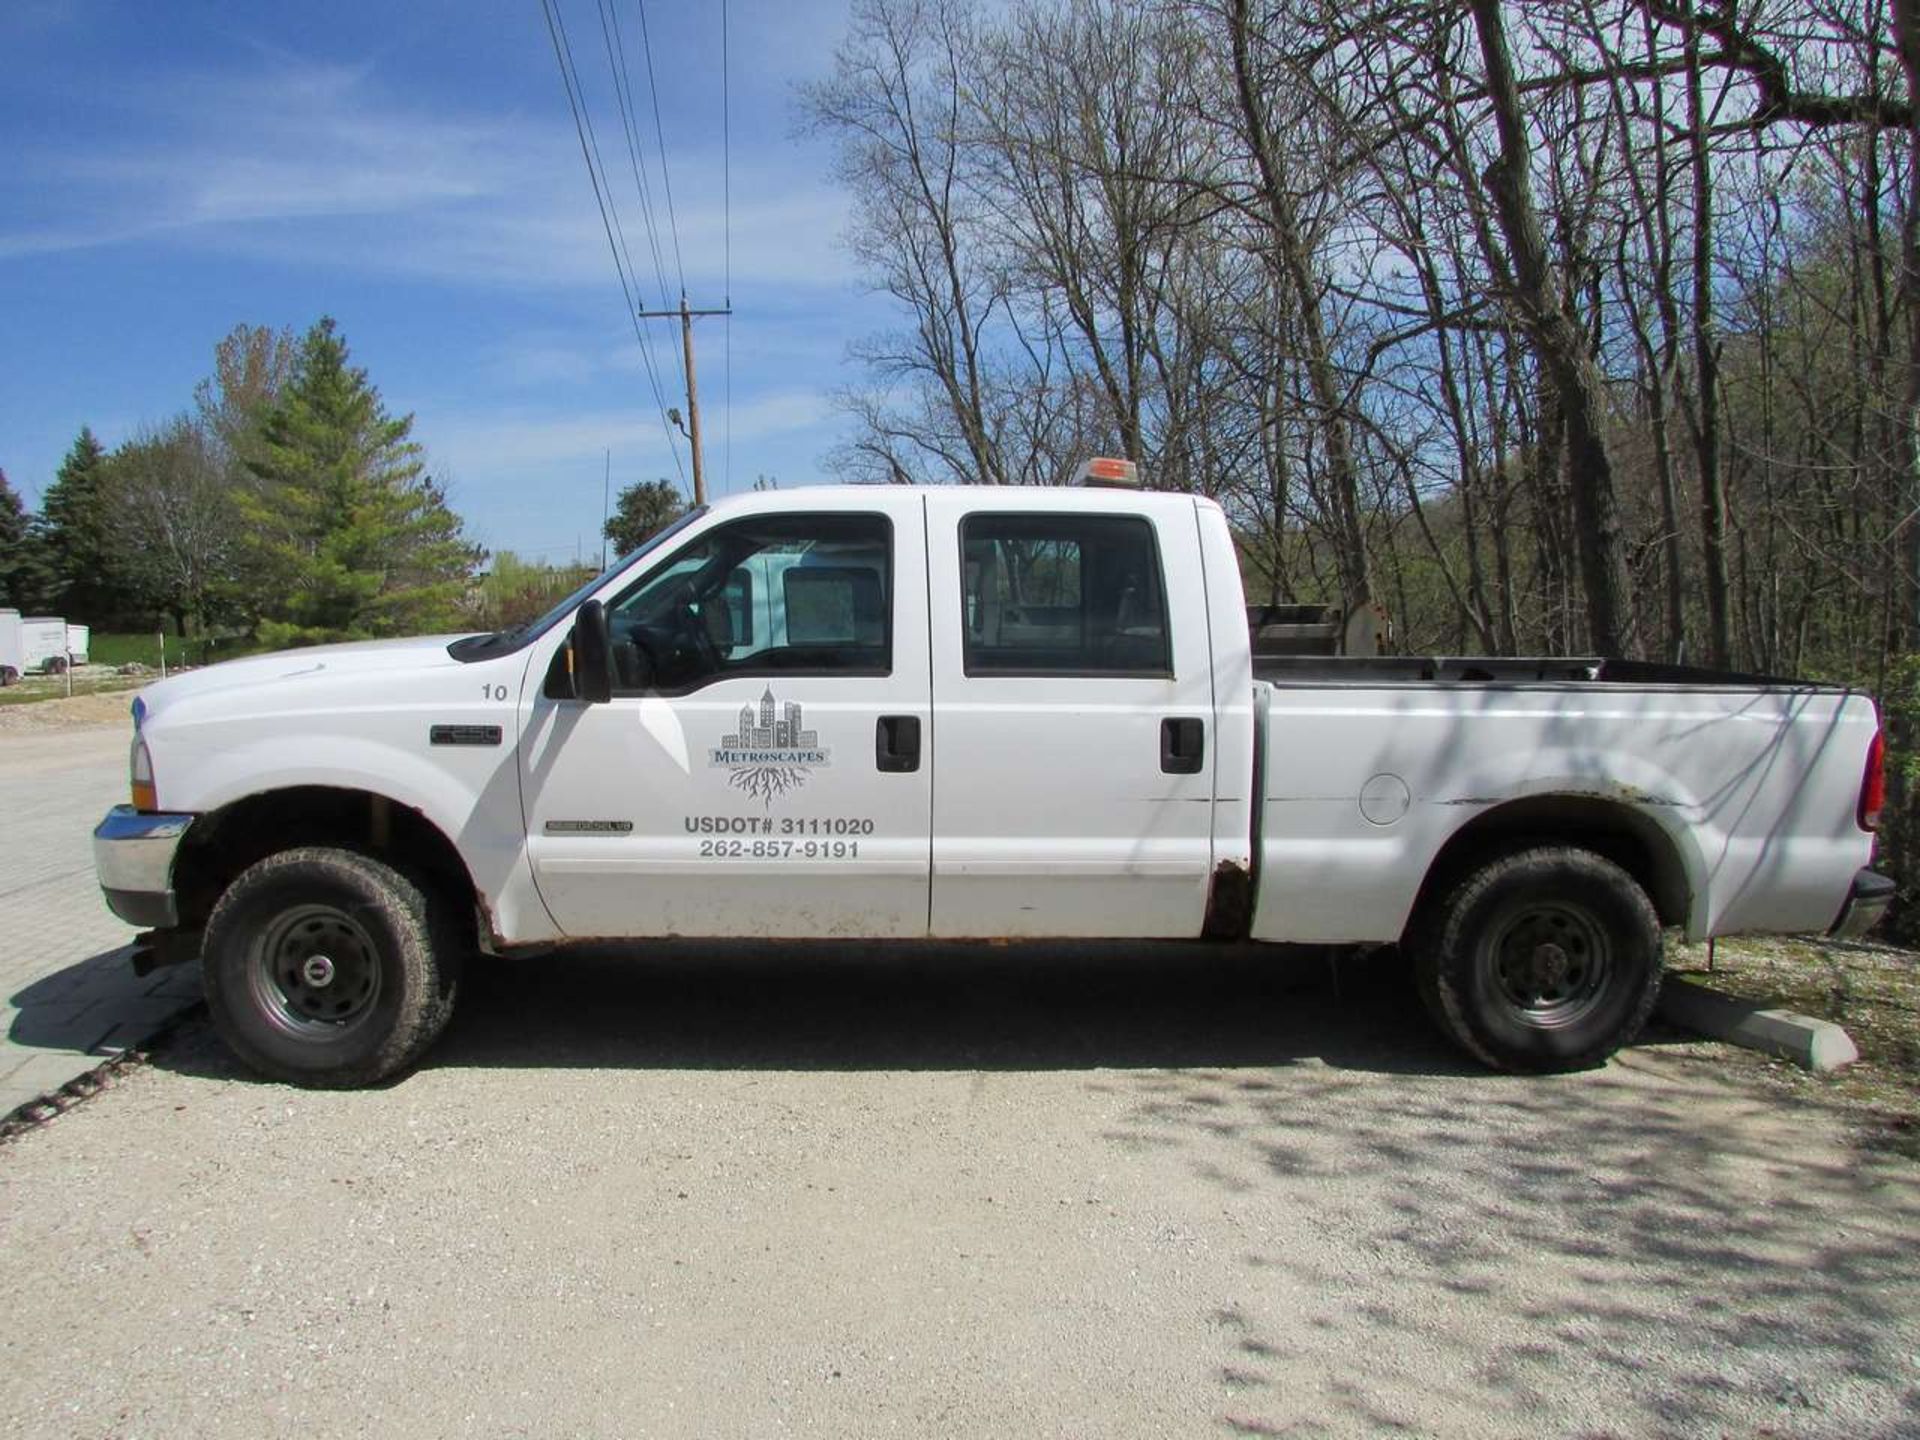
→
(876, 715, 921, 773)
(1161, 717, 1205, 774)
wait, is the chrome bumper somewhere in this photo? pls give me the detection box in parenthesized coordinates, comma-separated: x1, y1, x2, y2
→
(1829, 868, 1895, 942)
(93, 805, 195, 928)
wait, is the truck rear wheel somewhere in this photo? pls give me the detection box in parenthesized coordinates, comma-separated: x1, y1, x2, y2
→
(201, 847, 462, 1088)
(1415, 846, 1661, 1073)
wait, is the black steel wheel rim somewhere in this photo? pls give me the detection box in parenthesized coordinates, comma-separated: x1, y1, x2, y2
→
(246, 903, 383, 1038)
(1488, 901, 1612, 1028)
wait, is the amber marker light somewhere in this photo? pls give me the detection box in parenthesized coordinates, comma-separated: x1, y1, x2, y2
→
(130, 739, 157, 812)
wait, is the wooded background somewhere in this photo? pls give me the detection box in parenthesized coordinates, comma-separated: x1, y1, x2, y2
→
(807, 0, 1920, 930)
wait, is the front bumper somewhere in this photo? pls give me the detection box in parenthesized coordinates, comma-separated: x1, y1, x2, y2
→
(93, 805, 195, 928)
(1829, 867, 1895, 941)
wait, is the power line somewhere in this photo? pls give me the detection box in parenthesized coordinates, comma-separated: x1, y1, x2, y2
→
(598, 0, 675, 310)
(633, 0, 688, 299)
(718, 0, 721, 495)
(722, 0, 731, 311)
(552, 0, 678, 456)
(539, 0, 686, 487)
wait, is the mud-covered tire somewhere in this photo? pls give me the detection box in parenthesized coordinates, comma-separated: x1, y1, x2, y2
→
(1413, 846, 1662, 1073)
(202, 847, 462, 1088)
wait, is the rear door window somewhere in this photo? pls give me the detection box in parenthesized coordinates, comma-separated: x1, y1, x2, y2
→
(960, 514, 1170, 676)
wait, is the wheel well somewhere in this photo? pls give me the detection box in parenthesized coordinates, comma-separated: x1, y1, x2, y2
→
(1408, 795, 1691, 937)
(172, 786, 480, 946)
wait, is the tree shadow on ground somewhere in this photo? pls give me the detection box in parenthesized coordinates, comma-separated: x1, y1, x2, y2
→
(1110, 1036, 1920, 1437)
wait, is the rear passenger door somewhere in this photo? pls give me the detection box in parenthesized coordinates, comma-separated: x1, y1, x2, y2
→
(924, 495, 1217, 938)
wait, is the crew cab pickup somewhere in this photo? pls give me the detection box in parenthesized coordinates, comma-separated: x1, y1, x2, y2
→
(92, 483, 1891, 1086)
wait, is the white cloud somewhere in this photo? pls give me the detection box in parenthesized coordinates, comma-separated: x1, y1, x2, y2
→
(0, 56, 854, 294)
(430, 387, 835, 478)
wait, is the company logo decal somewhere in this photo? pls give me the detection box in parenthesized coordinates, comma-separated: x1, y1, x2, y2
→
(711, 686, 831, 805)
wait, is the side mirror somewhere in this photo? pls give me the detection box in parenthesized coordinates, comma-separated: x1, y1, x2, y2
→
(571, 599, 614, 704)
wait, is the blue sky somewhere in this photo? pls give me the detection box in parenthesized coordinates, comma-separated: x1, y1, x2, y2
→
(0, 0, 888, 565)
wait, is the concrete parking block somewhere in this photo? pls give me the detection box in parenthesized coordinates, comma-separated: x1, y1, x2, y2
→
(1658, 975, 1860, 1071)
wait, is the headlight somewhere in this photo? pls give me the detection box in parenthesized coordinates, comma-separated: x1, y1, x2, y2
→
(130, 738, 157, 812)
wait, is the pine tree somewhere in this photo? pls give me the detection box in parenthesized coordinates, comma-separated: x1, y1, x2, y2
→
(240, 318, 483, 646)
(38, 427, 121, 619)
(0, 468, 55, 611)
(0, 470, 25, 601)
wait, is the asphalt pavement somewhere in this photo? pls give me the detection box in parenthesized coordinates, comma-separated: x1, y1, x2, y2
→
(0, 725, 200, 1117)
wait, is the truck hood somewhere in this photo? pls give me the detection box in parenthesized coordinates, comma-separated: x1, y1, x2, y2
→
(136, 634, 473, 723)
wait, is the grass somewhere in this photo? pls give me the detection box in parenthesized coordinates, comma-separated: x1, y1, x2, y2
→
(0, 673, 146, 706)
(85, 632, 166, 668)
(87, 631, 263, 670)
(1670, 935, 1920, 1158)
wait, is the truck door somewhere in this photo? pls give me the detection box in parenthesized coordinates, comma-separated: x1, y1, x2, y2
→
(518, 504, 932, 938)
(923, 494, 1217, 937)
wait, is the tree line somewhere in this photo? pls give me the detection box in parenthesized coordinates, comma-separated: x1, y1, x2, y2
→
(807, 0, 1920, 929)
(0, 319, 487, 650)
(806, 0, 1913, 679)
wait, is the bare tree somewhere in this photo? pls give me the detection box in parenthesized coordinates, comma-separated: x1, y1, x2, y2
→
(803, 0, 1010, 485)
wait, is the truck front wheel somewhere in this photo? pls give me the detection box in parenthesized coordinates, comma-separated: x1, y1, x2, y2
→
(1415, 846, 1662, 1073)
(201, 847, 463, 1088)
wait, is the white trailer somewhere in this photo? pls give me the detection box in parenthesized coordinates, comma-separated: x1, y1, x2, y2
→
(0, 611, 91, 680)
(0, 609, 19, 684)
(20, 617, 76, 674)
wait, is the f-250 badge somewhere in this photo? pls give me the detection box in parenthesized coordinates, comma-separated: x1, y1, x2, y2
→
(710, 686, 831, 805)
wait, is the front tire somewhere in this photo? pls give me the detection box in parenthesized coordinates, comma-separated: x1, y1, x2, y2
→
(1415, 846, 1662, 1073)
(202, 847, 463, 1087)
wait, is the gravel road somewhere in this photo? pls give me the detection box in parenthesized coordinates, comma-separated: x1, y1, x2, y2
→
(0, 690, 142, 734)
(2, 940, 1917, 1439)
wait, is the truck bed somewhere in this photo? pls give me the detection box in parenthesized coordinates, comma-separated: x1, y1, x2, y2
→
(1248, 661, 1875, 947)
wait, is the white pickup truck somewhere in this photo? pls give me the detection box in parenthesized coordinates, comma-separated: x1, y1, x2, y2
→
(93, 481, 1891, 1087)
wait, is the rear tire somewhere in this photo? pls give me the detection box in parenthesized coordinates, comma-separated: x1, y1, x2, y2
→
(46, 655, 67, 675)
(0, 665, 16, 687)
(1414, 846, 1661, 1073)
(202, 847, 463, 1088)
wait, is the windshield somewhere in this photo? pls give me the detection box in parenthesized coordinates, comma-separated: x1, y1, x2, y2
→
(447, 506, 707, 662)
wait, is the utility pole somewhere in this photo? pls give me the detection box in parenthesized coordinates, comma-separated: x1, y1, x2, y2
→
(637, 294, 731, 506)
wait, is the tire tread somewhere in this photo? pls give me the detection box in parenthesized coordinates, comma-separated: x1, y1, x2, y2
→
(1412, 845, 1662, 1073)
(202, 846, 461, 1088)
